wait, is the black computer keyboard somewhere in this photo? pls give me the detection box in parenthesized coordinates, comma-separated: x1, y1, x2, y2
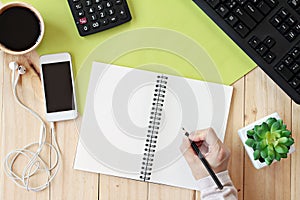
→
(193, 0, 300, 104)
(67, 0, 132, 36)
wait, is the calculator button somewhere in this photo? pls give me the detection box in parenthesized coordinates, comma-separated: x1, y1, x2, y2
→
(75, 3, 83, 10)
(91, 14, 98, 21)
(78, 10, 85, 17)
(110, 16, 117, 23)
(100, 18, 109, 25)
(79, 17, 88, 25)
(73, 0, 80, 2)
(115, 0, 122, 4)
(108, 9, 115, 15)
(88, 7, 95, 13)
(97, 4, 104, 11)
(85, 0, 92, 6)
(92, 22, 100, 28)
(118, 9, 127, 19)
(106, 1, 112, 8)
(99, 11, 106, 18)
(95, 0, 101, 3)
(82, 25, 90, 32)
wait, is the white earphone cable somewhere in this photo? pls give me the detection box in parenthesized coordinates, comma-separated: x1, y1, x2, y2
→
(4, 66, 61, 192)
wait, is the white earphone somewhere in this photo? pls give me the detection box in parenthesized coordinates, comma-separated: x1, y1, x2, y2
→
(4, 62, 61, 192)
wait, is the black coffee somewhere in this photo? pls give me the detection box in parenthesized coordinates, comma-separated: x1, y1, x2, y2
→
(0, 6, 41, 51)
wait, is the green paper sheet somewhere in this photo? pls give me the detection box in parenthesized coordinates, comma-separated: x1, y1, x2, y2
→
(2, 0, 256, 113)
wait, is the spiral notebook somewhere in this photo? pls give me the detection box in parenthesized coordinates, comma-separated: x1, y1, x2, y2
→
(74, 62, 233, 190)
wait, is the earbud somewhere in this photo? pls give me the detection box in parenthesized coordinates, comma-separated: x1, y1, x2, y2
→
(18, 66, 26, 75)
(9, 62, 18, 71)
(9, 62, 26, 75)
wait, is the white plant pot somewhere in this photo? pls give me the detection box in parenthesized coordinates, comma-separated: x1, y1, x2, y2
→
(238, 112, 295, 169)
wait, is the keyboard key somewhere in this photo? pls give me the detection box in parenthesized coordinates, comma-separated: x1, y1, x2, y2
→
(108, 8, 115, 15)
(226, 14, 238, 26)
(264, 51, 276, 63)
(256, 44, 268, 56)
(265, 0, 278, 8)
(110, 16, 117, 22)
(278, 8, 290, 19)
(295, 23, 300, 34)
(290, 77, 300, 88)
(278, 23, 289, 34)
(288, 0, 300, 8)
(286, 16, 297, 26)
(256, 1, 271, 15)
(99, 11, 106, 18)
(286, 30, 298, 42)
(234, 22, 249, 37)
(97, 4, 104, 11)
(106, 1, 112, 8)
(207, 0, 220, 8)
(290, 62, 300, 73)
(249, 36, 261, 48)
(236, 0, 247, 5)
(244, 3, 263, 22)
(264, 36, 276, 48)
(283, 55, 294, 66)
(275, 64, 293, 81)
(290, 48, 300, 58)
(95, 0, 101, 3)
(270, 15, 282, 27)
(216, 4, 229, 17)
(225, 0, 237, 9)
(233, 7, 256, 29)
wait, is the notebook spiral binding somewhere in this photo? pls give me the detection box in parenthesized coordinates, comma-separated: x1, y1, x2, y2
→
(139, 75, 168, 181)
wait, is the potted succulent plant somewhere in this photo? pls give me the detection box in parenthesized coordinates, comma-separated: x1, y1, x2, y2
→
(238, 113, 295, 169)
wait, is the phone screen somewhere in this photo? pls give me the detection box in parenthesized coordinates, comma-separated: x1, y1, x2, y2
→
(42, 61, 75, 113)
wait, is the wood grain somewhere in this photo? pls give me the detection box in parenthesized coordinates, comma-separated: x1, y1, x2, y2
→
(244, 67, 292, 200)
(1, 52, 299, 200)
(291, 102, 300, 200)
(99, 175, 148, 200)
(0, 52, 49, 199)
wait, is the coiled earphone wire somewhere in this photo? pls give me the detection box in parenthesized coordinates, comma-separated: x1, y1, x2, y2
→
(4, 63, 61, 192)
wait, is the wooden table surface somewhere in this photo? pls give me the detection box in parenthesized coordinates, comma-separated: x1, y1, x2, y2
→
(0, 50, 299, 200)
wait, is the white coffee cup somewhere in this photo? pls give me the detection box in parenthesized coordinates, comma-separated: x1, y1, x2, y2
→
(0, 2, 44, 55)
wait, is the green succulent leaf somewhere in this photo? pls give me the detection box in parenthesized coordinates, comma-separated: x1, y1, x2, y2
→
(267, 145, 275, 160)
(260, 148, 268, 159)
(278, 119, 283, 127)
(275, 144, 289, 154)
(265, 158, 273, 165)
(256, 140, 267, 150)
(275, 151, 281, 161)
(281, 130, 291, 137)
(278, 137, 288, 144)
(284, 138, 294, 147)
(271, 121, 280, 132)
(245, 139, 255, 148)
(266, 118, 277, 128)
(280, 153, 288, 158)
(253, 150, 260, 160)
(247, 129, 255, 136)
(254, 133, 262, 141)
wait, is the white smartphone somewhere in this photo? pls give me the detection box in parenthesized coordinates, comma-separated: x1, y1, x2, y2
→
(40, 52, 78, 122)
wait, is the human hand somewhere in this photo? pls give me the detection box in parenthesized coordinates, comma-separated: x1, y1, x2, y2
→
(180, 128, 230, 180)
